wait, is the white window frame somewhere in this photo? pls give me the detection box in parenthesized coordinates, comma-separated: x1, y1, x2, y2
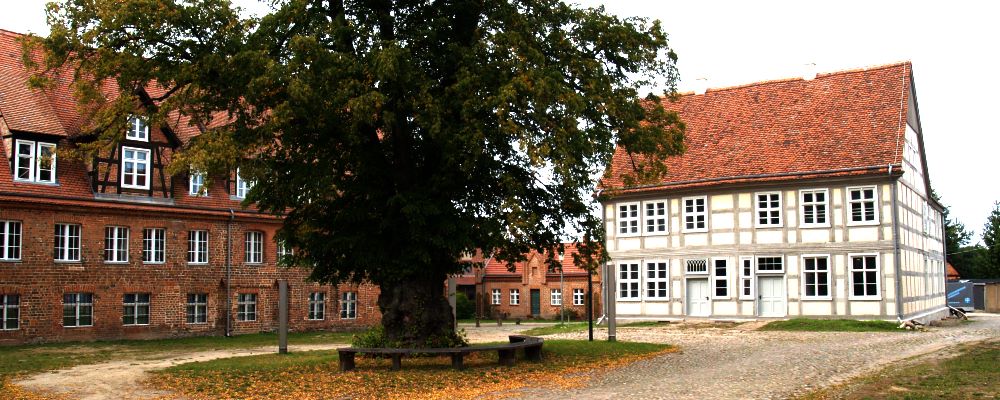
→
(234, 168, 252, 199)
(0, 221, 22, 261)
(189, 171, 206, 196)
(711, 258, 730, 299)
(848, 253, 881, 300)
(616, 202, 640, 237)
(276, 240, 293, 261)
(682, 196, 708, 232)
(801, 255, 832, 300)
(186, 293, 208, 324)
(1, 294, 19, 331)
(643, 200, 668, 235)
(104, 226, 130, 263)
(62, 293, 93, 327)
(755, 255, 784, 274)
(14, 140, 57, 184)
(644, 260, 669, 300)
(237, 293, 257, 321)
(738, 256, 754, 300)
(799, 189, 829, 228)
(685, 258, 709, 275)
(126, 116, 149, 142)
(245, 231, 263, 264)
(509, 289, 520, 305)
(573, 288, 585, 306)
(121, 146, 151, 190)
(755, 191, 782, 228)
(491, 288, 501, 305)
(122, 293, 150, 326)
(340, 291, 357, 319)
(188, 230, 209, 264)
(550, 289, 562, 306)
(308, 292, 325, 320)
(142, 228, 166, 264)
(847, 186, 879, 226)
(54, 223, 81, 262)
(617, 261, 641, 300)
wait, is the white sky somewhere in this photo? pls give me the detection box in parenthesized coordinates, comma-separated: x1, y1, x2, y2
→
(2, 0, 997, 242)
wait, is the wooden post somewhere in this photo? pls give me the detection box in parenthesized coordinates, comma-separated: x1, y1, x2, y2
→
(278, 280, 288, 354)
(606, 263, 616, 342)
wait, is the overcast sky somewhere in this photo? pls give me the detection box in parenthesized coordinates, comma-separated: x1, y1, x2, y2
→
(1, 1, 997, 242)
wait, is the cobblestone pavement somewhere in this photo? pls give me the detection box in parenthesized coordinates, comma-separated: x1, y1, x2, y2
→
(512, 314, 1000, 400)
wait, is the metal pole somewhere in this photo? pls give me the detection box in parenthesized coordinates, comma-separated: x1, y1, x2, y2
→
(560, 268, 565, 324)
(278, 280, 288, 354)
(587, 269, 593, 341)
(606, 262, 616, 342)
(448, 275, 457, 331)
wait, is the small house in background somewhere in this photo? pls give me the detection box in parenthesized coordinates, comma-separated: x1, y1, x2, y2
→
(946, 262, 961, 281)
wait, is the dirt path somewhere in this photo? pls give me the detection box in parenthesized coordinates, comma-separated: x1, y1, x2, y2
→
(514, 314, 1000, 399)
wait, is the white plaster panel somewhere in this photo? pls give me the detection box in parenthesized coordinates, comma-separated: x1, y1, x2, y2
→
(835, 277, 846, 300)
(711, 195, 733, 210)
(787, 210, 798, 228)
(671, 302, 682, 315)
(738, 212, 752, 228)
(671, 236, 680, 247)
(836, 301, 847, 316)
(741, 304, 755, 317)
(738, 193, 751, 209)
(644, 236, 670, 249)
(740, 232, 752, 244)
(672, 280, 682, 300)
(849, 227, 878, 242)
(834, 229, 844, 242)
(756, 230, 782, 244)
(882, 227, 893, 241)
(606, 239, 616, 252)
(617, 238, 641, 251)
(712, 232, 735, 245)
(833, 207, 844, 228)
(788, 305, 799, 316)
(644, 302, 671, 315)
(833, 255, 846, 276)
(849, 301, 881, 316)
(788, 230, 797, 243)
(685, 234, 708, 246)
(885, 302, 896, 317)
(800, 229, 828, 243)
(787, 278, 799, 298)
(801, 302, 833, 315)
(617, 302, 642, 315)
(712, 212, 734, 229)
(831, 188, 842, 206)
(713, 301, 738, 316)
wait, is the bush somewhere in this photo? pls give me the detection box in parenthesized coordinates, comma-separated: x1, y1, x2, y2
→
(351, 325, 388, 348)
(558, 308, 581, 321)
(455, 292, 475, 319)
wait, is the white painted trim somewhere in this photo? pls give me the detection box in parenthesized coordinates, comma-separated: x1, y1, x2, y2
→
(641, 199, 669, 235)
(615, 202, 641, 237)
(756, 274, 788, 317)
(754, 254, 785, 274)
(710, 257, 731, 300)
(684, 258, 710, 275)
(643, 259, 670, 300)
(738, 256, 755, 300)
(753, 191, 783, 228)
(683, 276, 712, 317)
(121, 146, 151, 190)
(847, 252, 882, 301)
(798, 188, 831, 228)
(800, 254, 832, 300)
(846, 185, 880, 226)
(681, 195, 709, 233)
(616, 260, 642, 301)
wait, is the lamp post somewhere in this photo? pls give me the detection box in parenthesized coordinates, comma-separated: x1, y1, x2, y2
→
(558, 250, 565, 325)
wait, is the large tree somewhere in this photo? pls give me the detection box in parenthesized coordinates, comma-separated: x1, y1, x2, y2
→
(31, 0, 683, 346)
(982, 201, 1000, 278)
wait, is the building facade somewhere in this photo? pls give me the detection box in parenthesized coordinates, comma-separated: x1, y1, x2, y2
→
(0, 29, 379, 345)
(600, 62, 947, 323)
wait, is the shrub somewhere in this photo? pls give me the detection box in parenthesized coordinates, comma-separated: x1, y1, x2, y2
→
(455, 292, 475, 319)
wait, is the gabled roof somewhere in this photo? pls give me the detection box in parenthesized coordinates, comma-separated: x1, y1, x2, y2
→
(0, 29, 70, 136)
(602, 62, 914, 195)
(484, 243, 593, 277)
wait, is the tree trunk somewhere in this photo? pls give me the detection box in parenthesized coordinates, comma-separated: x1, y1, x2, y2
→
(378, 275, 464, 348)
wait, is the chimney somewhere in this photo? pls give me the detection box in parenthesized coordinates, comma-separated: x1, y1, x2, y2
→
(694, 77, 709, 95)
(802, 63, 817, 81)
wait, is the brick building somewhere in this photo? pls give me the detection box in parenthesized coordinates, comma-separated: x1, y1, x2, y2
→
(0, 29, 379, 345)
(478, 244, 601, 320)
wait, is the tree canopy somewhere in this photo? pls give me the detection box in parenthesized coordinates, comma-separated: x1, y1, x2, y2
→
(32, 0, 684, 345)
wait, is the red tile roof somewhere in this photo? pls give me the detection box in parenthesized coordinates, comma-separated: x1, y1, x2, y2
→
(602, 62, 913, 195)
(946, 262, 961, 280)
(484, 243, 594, 277)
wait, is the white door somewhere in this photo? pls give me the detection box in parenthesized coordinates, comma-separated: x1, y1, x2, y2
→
(686, 279, 711, 317)
(757, 276, 786, 317)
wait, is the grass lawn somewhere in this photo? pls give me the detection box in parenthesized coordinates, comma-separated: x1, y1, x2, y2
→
(520, 320, 666, 336)
(803, 340, 1000, 399)
(152, 339, 672, 399)
(0, 330, 356, 379)
(759, 318, 901, 332)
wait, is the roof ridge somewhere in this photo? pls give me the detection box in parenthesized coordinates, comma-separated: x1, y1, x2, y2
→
(0, 29, 27, 38)
(675, 61, 912, 98)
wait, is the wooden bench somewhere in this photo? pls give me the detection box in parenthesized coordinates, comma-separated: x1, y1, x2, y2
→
(338, 334, 543, 371)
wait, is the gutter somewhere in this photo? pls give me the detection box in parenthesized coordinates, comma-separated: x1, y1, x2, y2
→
(225, 208, 234, 337)
(605, 164, 902, 195)
(890, 179, 904, 320)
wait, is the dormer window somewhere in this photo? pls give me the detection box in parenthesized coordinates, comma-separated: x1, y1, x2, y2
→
(189, 171, 206, 196)
(234, 168, 253, 199)
(127, 116, 149, 142)
(121, 147, 150, 190)
(14, 140, 57, 184)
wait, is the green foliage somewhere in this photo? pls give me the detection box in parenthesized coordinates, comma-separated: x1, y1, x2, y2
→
(982, 201, 1000, 278)
(759, 318, 901, 332)
(351, 325, 389, 348)
(33, 0, 683, 345)
(557, 307, 581, 321)
(521, 322, 589, 336)
(933, 192, 990, 278)
(455, 292, 475, 320)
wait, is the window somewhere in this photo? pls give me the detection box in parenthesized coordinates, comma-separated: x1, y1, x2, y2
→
(848, 186, 878, 224)
(237, 293, 257, 321)
(104, 226, 129, 263)
(491, 288, 501, 305)
(235, 169, 253, 199)
(121, 147, 150, 190)
(550, 289, 562, 306)
(14, 140, 57, 184)
(645, 260, 669, 299)
(308, 292, 325, 320)
(924, 203, 939, 237)
(63, 293, 93, 327)
(189, 171, 206, 196)
(738, 257, 754, 300)
(277, 240, 293, 261)
(573, 288, 585, 306)
(683, 196, 707, 232)
(186, 294, 208, 324)
(617, 261, 640, 300)
(644, 201, 668, 234)
(756, 256, 784, 273)
(800, 189, 828, 227)
(1, 294, 18, 330)
(849, 254, 880, 299)
(755, 192, 782, 227)
(617, 202, 640, 236)
(188, 230, 209, 264)
(685, 259, 708, 275)
(126, 116, 149, 141)
(340, 291, 357, 319)
(54, 223, 81, 262)
(142, 228, 165, 264)
(245, 231, 263, 264)
(0, 221, 22, 261)
(510, 289, 520, 305)
(122, 293, 150, 325)
(713, 259, 729, 298)
(802, 256, 831, 299)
